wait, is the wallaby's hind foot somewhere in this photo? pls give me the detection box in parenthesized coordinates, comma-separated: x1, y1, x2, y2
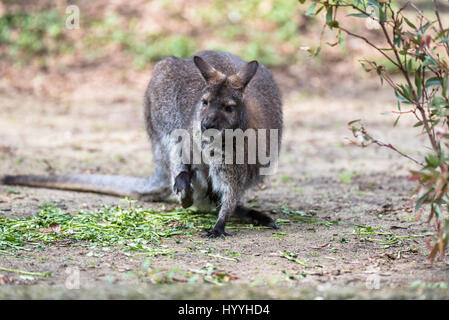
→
(234, 206, 278, 229)
(205, 217, 232, 238)
(206, 228, 232, 238)
(205, 206, 277, 239)
(173, 171, 193, 208)
(206, 231, 232, 238)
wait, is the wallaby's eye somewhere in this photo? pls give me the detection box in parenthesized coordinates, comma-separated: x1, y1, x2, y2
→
(224, 105, 234, 113)
(201, 98, 208, 107)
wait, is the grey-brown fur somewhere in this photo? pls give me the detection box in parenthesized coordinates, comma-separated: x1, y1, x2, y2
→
(1, 50, 282, 237)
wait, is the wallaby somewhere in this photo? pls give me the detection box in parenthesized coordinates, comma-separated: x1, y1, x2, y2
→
(2, 50, 283, 237)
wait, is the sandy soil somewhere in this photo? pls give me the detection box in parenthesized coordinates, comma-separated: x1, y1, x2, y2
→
(0, 72, 448, 299)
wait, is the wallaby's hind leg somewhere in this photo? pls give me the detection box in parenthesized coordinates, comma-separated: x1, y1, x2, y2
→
(234, 205, 278, 229)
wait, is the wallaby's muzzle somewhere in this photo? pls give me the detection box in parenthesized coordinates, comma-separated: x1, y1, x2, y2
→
(201, 108, 220, 132)
(201, 118, 217, 132)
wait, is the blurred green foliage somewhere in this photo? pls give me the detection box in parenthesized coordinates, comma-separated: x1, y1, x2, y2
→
(201, 0, 303, 65)
(0, 10, 71, 64)
(0, 0, 310, 69)
(84, 13, 197, 69)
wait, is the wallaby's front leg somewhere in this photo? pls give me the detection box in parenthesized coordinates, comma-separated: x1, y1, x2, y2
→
(207, 189, 238, 238)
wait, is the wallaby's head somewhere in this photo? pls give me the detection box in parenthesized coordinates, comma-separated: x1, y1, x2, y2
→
(193, 56, 258, 132)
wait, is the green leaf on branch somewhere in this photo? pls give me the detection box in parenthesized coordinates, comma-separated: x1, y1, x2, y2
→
(403, 17, 416, 29)
(430, 97, 449, 109)
(414, 67, 422, 98)
(367, 0, 380, 9)
(339, 32, 345, 50)
(393, 115, 400, 127)
(443, 73, 448, 97)
(420, 22, 432, 34)
(305, 2, 318, 16)
(326, 6, 333, 24)
(425, 77, 442, 88)
(347, 13, 369, 18)
(379, 5, 386, 23)
(426, 155, 440, 168)
(327, 20, 339, 29)
(406, 59, 413, 74)
(395, 85, 414, 104)
(423, 56, 437, 67)
(360, 62, 372, 72)
(415, 190, 431, 211)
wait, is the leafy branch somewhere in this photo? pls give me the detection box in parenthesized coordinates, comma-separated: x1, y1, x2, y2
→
(301, 0, 449, 263)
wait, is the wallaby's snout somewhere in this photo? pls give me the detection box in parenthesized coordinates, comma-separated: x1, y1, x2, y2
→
(201, 113, 218, 132)
(200, 101, 231, 132)
(199, 94, 239, 132)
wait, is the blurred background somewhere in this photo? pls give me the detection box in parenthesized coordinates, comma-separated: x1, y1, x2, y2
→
(0, 0, 406, 99)
(0, 0, 444, 97)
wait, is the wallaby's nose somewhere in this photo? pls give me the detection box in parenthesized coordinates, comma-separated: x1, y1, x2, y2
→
(201, 113, 218, 132)
(201, 119, 216, 132)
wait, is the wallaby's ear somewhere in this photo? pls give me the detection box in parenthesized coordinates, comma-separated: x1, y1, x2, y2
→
(193, 56, 225, 84)
(228, 61, 258, 91)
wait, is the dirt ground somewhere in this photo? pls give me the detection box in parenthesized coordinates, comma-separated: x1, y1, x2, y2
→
(1, 70, 449, 299)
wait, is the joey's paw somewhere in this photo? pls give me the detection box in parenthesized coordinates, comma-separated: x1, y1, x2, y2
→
(206, 229, 232, 238)
(173, 171, 193, 208)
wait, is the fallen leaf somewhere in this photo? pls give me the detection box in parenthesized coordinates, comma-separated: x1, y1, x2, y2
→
(213, 272, 239, 282)
(39, 223, 62, 234)
(0, 274, 13, 285)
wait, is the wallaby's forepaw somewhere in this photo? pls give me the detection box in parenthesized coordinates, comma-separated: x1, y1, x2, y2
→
(173, 171, 193, 208)
(206, 229, 232, 238)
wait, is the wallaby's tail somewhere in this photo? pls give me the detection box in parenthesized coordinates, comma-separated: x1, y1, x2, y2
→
(1, 169, 172, 201)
